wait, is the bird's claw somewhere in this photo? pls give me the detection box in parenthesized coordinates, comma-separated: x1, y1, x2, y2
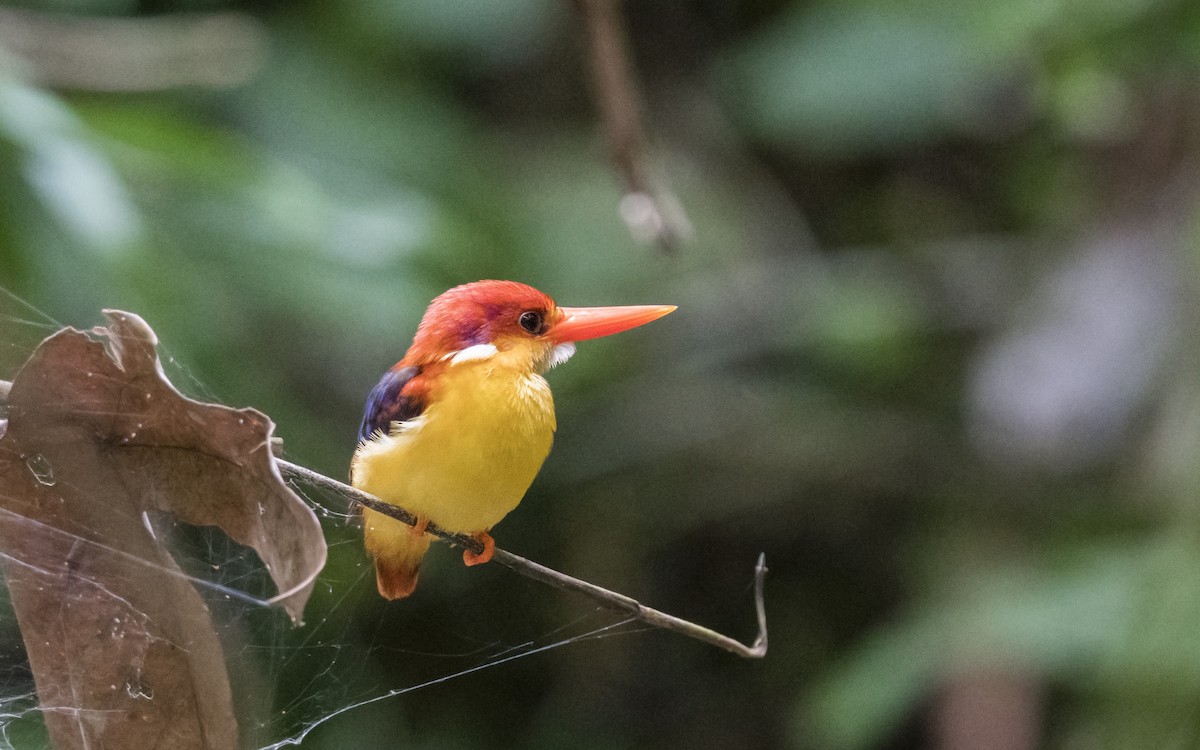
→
(463, 531, 495, 566)
(408, 516, 428, 537)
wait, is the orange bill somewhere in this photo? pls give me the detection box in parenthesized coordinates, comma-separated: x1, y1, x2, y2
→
(550, 304, 676, 343)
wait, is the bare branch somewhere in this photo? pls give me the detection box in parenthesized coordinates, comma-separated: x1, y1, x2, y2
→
(276, 458, 767, 659)
(574, 0, 693, 252)
(0, 381, 765, 657)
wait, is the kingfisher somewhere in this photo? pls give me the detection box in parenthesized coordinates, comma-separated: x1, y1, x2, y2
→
(351, 280, 675, 599)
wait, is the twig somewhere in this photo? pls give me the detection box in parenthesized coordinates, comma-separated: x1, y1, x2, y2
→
(276, 458, 767, 659)
(574, 0, 693, 252)
(0, 380, 765, 657)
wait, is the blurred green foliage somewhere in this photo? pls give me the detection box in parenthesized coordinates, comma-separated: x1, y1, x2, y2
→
(3, 0, 1200, 748)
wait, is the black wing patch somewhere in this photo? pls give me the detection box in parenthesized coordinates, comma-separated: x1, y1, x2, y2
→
(358, 366, 425, 442)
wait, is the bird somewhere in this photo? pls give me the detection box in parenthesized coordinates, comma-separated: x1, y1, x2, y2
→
(351, 280, 675, 599)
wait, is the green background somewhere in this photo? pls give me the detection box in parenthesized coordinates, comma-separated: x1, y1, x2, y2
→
(3, 0, 1200, 748)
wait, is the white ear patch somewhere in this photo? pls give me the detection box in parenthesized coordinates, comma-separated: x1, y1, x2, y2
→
(445, 344, 499, 365)
(547, 343, 576, 369)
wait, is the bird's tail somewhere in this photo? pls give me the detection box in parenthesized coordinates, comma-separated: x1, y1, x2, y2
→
(363, 507, 432, 600)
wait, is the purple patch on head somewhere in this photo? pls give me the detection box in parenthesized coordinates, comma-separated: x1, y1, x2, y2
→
(459, 302, 506, 346)
(457, 318, 489, 347)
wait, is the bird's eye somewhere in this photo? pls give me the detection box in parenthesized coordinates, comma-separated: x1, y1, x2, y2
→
(518, 310, 544, 334)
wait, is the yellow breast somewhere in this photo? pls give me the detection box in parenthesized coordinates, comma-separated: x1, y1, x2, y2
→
(351, 355, 556, 533)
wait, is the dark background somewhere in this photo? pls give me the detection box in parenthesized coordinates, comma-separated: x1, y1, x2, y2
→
(2, 1, 1200, 748)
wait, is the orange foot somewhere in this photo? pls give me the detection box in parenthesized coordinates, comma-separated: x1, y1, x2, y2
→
(408, 516, 428, 537)
(462, 531, 495, 567)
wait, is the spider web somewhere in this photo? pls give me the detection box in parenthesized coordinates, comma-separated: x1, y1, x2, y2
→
(0, 288, 647, 749)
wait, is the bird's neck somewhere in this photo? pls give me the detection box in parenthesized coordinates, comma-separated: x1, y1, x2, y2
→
(430, 353, 558, 435)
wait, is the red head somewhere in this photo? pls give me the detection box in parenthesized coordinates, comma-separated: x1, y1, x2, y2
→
(402, 280, 675, 370)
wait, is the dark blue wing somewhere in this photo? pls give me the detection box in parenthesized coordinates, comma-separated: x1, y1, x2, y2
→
(358, 366, 425, 442)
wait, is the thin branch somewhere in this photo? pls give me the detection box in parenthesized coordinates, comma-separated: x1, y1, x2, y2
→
(0, 381, 765, 657)
(574, 0, 693, 252)
(276, 458, 767, 659)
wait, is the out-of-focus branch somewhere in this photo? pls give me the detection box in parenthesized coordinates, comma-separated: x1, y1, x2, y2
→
(934, 673, 1042, 750)
(0, 8, 265, 91)
(276, 458, 767, 659)
(574, 0, 693, 252)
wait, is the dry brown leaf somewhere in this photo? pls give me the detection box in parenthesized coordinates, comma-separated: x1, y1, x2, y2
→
(0, 310, 326, 750)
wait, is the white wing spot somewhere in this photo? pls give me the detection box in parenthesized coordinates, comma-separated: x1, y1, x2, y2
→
(357, 415, 427, 458)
